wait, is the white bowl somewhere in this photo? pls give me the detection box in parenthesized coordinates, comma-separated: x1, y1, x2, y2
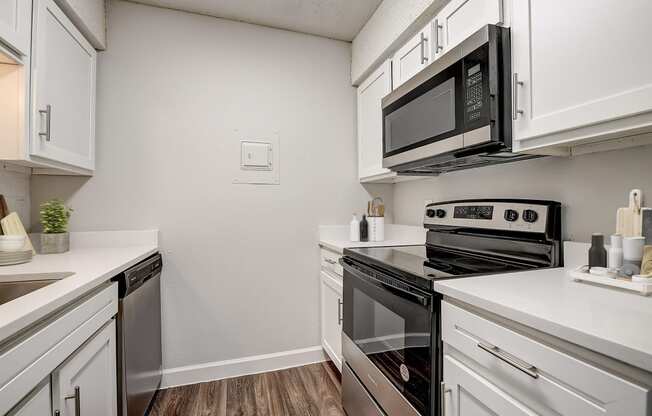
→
(0, 235, 26, 252)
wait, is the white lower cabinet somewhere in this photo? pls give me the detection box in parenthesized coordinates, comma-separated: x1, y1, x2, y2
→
(442, 301, 651, 416)
(7, 380, 52, 416)
(52, 320, 118, 416)
(443, 354, 531, 416)
(320, 270, 343, 371)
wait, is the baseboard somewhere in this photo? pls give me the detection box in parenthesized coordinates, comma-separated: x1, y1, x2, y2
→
(161, 346, 328, 388)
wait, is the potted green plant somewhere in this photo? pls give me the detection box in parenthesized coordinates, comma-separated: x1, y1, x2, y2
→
(40, 199, 73, 254)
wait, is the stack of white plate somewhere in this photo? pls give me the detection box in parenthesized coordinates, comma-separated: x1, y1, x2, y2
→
(0, 250, 33, 266)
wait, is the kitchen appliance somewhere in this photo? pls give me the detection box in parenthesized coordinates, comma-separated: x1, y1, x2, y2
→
(341, 199, 561, 416)
(382, 25, 536, 175)
(114, 253, 163, 416)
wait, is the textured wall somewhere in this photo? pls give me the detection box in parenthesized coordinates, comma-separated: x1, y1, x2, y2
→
(31, 0, 393, 375)
(392, 145, 652, 242)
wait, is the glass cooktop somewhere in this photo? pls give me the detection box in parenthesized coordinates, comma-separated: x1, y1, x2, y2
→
(344, 245, 536, 289)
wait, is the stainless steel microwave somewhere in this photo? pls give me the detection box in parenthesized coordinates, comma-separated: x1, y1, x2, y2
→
(382, 25, 535, 175)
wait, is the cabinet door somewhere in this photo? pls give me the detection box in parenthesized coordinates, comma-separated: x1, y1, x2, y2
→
(31, 0, 96, 170)
(443, 354, 537, 416)
(0, 0, 31, 56)
(392, 25, 429, 88)
(433, 0, 504, 60)
(7, 380, 51, 416)
(357, 60, 393, 181)
(512, 0, 652, 150)
(52, 321, 117, 416)
(320, 271, 343, 371)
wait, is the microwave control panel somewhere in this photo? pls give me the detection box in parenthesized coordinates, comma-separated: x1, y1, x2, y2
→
(465, 63, 484, 122)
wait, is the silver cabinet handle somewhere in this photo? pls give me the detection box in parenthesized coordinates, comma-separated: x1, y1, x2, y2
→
(64, 386, 81, 415)
(433, 19, 443, 53)
(512, 73, 524, 120)
(420, 32, 429, 64)
(440, 382, 451, 416)
(337, 299, 343, 325)
(478, 342, 538, 379)
(38, 104, 52, 141)
(324, 258, 337, 265)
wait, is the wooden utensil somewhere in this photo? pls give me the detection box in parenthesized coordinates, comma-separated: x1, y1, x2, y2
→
(616, 189, 643, 237)
(0, 213, 36, 254)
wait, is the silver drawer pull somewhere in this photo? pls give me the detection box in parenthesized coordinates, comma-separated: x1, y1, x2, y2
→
(64, 386, 81, 415)
(324, 258, 337, 265)
(337, 299, 343, 325)
(512, 73, 524, 120)
(39, 104, 52, 141)
(420, 32, 429, 64)
(478, 342, 538, 379)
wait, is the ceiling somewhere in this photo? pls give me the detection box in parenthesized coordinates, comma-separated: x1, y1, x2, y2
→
(128, 0, 383, 41)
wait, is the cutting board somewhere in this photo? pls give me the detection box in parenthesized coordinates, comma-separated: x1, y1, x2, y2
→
(0, 196, 9, 234)
(616, 189, 643, 237)
(0, 212, 36, 254)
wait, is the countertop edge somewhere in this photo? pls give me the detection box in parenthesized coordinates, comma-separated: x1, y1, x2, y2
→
(434, 279, 652, 374)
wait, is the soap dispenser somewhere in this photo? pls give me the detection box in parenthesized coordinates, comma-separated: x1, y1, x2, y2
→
(350, 214, 360, 242)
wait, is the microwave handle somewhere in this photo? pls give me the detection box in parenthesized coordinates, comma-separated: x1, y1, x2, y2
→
(340, 258, 431, 306)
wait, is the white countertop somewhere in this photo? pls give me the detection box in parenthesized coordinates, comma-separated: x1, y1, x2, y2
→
(0, 230, 158, 343)
(319, 224, 426, 253)
(434, 266, 652, 373)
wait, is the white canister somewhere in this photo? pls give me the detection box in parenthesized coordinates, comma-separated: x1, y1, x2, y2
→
(622, 236, 645, 276)
(369, 217, 385, 242)
(349, 214, 360, 242)
(608, 234, 623, 271)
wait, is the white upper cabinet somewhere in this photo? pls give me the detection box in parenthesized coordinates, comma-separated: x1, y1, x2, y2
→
(52, 321, 118, 416)
(0, 0, 32, 56)
(392, 24, 430, 88)
(432, 0, 505, 60)
(54, 0, 107, 50)
(512, 0, 652, 154)
(31, 0, 96, 171)
(358, 60, 393, 182)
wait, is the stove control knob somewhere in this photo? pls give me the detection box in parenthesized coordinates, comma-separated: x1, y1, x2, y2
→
(435, 209, 446, 218)
(523, 209, 539, 223)
(504, 209, 519, 222)
(426, 209, 436, 218)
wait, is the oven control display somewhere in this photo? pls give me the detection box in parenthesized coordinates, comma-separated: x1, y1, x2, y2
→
(454, 205, 494, 220)
(465, 63, 483, 121)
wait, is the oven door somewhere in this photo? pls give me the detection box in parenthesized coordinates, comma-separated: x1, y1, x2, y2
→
(341, 257, 434, 416)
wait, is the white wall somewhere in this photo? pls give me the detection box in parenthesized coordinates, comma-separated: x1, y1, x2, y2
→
(31, 0, 392, 380)
(0, 164, 30, 228)
(392, 146, 652, 242)
(352, 0, 445, 85)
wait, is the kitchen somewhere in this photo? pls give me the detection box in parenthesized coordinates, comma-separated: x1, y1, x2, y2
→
(0, 0, 651, 416)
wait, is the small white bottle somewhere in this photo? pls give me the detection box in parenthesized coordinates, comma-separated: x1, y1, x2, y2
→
(608, 234, 623, 272)
(350, 214, 360, 242)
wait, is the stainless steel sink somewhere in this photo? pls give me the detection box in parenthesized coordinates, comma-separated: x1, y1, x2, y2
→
(0, 272, 75, 306)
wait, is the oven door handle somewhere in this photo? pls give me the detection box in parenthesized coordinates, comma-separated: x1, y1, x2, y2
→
(340, 258, 431, 306)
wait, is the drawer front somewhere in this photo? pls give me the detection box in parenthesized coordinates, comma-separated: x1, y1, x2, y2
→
(0, 283, 118, 415)
(321, 248, 343, 277)
(442, 301, 650, 416)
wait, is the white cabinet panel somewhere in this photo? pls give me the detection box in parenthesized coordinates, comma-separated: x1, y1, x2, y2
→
(512, 0, 652, 152)
(433, 0, 504, 60)
(52, 321, 117, 416)
(7, 380, 51, 416)
(357, 60, 392, 181)
(0, 0, 31, 56)
(443, 354, 534, 416)
(392, 25, 430, 88)
(320, 271, 343, 371)
(31, 0, 96, 170)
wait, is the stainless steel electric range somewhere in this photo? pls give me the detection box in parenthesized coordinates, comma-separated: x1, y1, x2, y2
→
(340, 199, 562, 416)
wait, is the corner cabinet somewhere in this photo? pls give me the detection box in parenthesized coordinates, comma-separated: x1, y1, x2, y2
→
(31, 0, 96, 171)
(511, 0, 652, 155)
(0, 0, 32, 56)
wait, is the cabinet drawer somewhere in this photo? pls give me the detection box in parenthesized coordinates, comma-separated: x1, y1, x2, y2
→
(442, 301, 650, 416)
(321, 248, 343, 277)
(0, 283, 118, 415)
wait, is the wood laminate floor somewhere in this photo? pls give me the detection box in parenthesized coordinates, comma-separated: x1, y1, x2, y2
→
(149, 362, 345, 416)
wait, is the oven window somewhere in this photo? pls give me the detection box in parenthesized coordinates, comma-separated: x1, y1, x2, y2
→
(384, 77, 456, 154)
(344, 271, 432, 415)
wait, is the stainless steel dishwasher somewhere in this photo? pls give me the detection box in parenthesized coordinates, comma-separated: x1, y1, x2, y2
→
(114, 253, 163, 416)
